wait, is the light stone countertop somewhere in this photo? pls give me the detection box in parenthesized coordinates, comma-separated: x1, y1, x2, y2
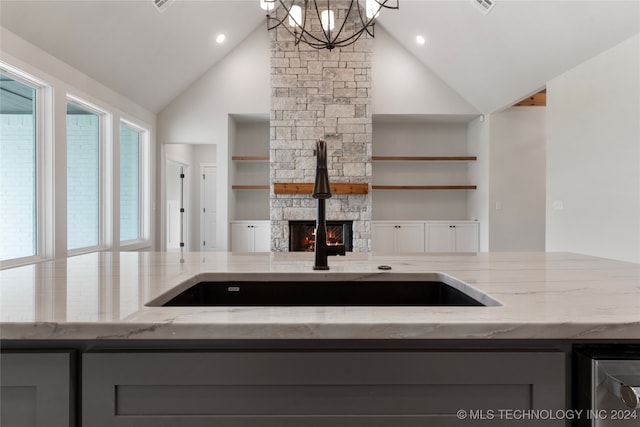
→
(1, 251, 639, 340)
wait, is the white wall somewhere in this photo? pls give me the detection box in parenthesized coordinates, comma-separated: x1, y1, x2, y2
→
(157, 25, 271, 250)
(467, 115, 491, 251)
(547, 34, 640, 263)
(372, 27, 479, 115)
(489, 107, 546, 251)
(1, 27, 157, 258)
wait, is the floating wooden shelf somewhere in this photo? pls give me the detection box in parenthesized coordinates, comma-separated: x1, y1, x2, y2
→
(372, 156, 477, 161)
(274, 182, 369, 195)
(232, 156, 269, 161)
(232, 185, 269, 190)
(372, 185, 477, 190)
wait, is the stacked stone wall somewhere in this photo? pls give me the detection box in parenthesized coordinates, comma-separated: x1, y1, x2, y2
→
(269, 10, 372, 252)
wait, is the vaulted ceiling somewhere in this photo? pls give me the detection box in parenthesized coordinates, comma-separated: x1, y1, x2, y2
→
(1, 0, 638, 114)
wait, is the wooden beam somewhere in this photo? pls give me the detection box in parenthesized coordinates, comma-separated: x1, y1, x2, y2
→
(274, 183, 369, 195)
(514, 91, 546, 107)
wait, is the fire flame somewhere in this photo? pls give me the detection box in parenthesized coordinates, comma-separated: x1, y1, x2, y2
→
(300, 226, 342, 251)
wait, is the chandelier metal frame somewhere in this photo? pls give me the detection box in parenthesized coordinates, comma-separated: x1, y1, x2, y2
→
(263, 0, 399, 50)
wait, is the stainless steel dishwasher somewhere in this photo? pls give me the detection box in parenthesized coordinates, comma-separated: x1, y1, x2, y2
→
(575, 345, 640, 427)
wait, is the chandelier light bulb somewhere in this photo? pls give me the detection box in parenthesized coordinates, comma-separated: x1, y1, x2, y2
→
(365, 0, 381, 19)
(259, 0, 275, 11)
(263, 0, 399, 50)
(321, 9, 335, 31)
(288, 5, 302, 28)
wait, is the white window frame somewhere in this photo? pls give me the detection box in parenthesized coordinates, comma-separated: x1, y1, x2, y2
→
(65, 95, 112, 256)
(0, 62, 53, 269)
(119, 119, 150, 250)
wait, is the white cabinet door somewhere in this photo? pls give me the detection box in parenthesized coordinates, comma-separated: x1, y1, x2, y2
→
(252, 222, 271, 252)
(426, 223, 479, 252)
(231, 222, 270, 252)
(371, 223, 396, 252)
(372, 222, 424, 253)
(395, 223, 425, 252)
(426, 224, 454, 252)
(230, 223, 253, 252)
(375, 221, 477, 253)
(453, 223, 479, 252)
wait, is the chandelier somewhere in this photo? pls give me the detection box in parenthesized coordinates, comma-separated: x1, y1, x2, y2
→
(260, 0, 399, 50)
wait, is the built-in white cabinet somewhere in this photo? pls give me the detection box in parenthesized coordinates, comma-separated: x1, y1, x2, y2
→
(372, 222, 425, 253)
(1, 351, 74, 427)
(230, 221, 270, 252)
(82, 350, 564, 426)
(426, 221, 479, 252)
(373, 221, 479, 253)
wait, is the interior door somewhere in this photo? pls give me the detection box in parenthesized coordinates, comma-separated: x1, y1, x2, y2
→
(201, 165, 217, 251)
(166, 200, 181, 250)
(165, 159, 187, 251)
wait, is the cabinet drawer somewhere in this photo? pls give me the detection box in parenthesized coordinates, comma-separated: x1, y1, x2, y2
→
(1, 352, 74, 427)
(83, 351, 564, 426)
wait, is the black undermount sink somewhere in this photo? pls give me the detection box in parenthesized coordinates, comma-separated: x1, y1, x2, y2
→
(157, 277, 498, 307)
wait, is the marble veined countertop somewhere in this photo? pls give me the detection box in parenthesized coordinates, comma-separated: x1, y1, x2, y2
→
(1, 251, 639, 340)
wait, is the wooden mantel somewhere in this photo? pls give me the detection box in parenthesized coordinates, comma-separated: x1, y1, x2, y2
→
(274, 182, 369, 195)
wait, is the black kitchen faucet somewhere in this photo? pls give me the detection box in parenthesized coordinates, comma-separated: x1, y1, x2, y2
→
(312, 138, 346, 270)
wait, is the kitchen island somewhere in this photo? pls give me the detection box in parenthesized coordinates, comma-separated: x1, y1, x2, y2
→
(1, 251, 639, 426)
(1, 251, 639, 340)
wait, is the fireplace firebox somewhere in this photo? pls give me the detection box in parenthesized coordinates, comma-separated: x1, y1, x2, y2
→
(289, 220, 353, 252)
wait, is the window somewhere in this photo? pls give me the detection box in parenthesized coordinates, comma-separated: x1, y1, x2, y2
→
(1, 62, 153, 266)
(0, 71, 38, 263)
(66, 99, 103, 252)
(120, 121, 148, 244)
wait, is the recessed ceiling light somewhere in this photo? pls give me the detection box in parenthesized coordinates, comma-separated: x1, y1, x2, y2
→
(216, 34, 226, 44)
(416, 35, 426, 45)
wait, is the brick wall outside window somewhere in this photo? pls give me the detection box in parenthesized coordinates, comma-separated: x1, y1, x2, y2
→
(67, 114, 99, 250)
(0, 114, 36, 260)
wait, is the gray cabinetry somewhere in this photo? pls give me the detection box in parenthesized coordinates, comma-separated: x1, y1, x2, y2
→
(1, 352, 74, 427)
(83, 351, 564, 426)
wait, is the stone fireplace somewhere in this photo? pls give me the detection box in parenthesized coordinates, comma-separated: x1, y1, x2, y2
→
(269, 4, 373, 252)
